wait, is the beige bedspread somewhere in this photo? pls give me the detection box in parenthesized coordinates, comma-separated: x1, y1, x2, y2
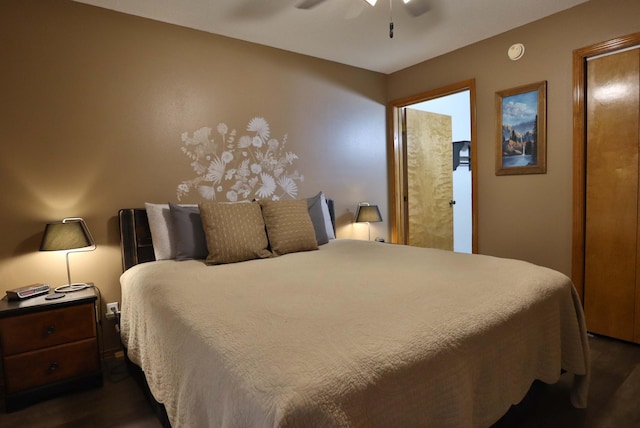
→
(120, 239, 590, 428)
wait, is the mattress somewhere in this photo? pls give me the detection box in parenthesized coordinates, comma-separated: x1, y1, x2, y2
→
(120, 239, 590, 427)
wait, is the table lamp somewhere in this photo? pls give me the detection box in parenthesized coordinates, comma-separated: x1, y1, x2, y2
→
(355, 202, 382, 241)
(40, 217, 96, 293)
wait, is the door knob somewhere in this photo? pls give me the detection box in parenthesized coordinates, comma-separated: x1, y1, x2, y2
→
(449, 199, 456, 207)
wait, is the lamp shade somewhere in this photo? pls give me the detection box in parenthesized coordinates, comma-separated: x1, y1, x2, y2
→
(40, 218, 94, 251)
(355, 205, 382, 223)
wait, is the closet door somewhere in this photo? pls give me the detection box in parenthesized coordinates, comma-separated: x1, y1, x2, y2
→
(584, 48, 640, 342)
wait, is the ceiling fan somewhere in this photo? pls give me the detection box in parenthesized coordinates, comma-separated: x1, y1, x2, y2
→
(297, 0, 430, 38)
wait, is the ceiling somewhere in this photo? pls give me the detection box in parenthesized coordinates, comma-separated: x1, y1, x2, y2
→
(72, 0, 589, 74)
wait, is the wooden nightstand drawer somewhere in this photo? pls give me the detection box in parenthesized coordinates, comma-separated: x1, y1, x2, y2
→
(3, 338, 100, 393)
(0, 288, 103, 411)
(0, 303, 96, 355)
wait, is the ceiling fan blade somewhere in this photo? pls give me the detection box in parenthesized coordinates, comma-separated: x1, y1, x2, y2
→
(405, 0, 430, 17)
(296, 0, 328, 9)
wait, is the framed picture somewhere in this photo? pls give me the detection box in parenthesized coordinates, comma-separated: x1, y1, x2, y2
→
(495, 81, 547, 175)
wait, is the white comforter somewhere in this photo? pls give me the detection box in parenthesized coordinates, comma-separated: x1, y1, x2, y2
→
(120, 239, 589, 428)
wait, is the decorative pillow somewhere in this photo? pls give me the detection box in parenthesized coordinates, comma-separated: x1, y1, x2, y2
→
(144, 203, 190, 260)
(260, 199, 319, 256)
(199, 201, 271, 264)
(169, 202, 208, 261)
(321, 193, 336, 240)
(145, 203, 199, 260)
(306, 192, 329, 245)
(145, 203, 173, 260)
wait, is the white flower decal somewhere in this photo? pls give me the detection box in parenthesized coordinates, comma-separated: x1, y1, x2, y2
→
(221, 151, 233, 163)
(252, 136, 263, 148)
(247, 117, 270, 141)
(198, 185, 215, 200)
(277, 176, 298, 199)
(206, 156, 225, 185)
(177, 117, 303, 202)
(268, 139, 279, 150)
(256, 173, 276, 198)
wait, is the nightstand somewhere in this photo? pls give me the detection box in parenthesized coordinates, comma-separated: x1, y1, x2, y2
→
(0, 287, 103, 412)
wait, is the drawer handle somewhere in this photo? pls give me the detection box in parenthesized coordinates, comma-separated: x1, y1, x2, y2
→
(48, 362, 59, 373)
(46, 326, 56, 335)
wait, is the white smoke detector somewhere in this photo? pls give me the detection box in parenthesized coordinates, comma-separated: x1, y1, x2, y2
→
(508, 43, 525, 61)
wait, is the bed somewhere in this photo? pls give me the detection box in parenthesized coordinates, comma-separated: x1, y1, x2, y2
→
(118, 198, 590, 428)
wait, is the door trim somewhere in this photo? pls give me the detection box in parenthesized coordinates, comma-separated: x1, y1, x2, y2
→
(572, 32, 640, 302)
(388, 79, 477, 252)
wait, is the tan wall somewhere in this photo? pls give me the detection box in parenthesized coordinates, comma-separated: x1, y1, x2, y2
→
(388, 0, 640, 276)
(0, 0, 388, 351)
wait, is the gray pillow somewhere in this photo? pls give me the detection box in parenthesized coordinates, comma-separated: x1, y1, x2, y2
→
(306, 192, 329, 245)
(169, 202, 208, 260)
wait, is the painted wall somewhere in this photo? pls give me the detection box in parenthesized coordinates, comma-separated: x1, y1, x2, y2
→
(0, 0, 388, 351)
(389, 0, 640, 276)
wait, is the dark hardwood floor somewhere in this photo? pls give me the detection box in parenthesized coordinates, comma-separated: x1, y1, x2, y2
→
(1, 334, 639, 427)
(494, 334, 640, 427)
(0, 358, 158, 428)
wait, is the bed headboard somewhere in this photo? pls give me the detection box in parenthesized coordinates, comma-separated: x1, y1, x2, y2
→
(118, 199, 336, 272)
(119, 208, 155, 271)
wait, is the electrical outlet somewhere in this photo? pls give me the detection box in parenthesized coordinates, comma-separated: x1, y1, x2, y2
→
(106, 302, 120, 319)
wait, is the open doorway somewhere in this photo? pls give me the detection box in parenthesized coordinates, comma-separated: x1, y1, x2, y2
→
(388, 79, 477, 253)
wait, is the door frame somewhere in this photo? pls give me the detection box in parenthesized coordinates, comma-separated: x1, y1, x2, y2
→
(388, 79, 478, 252)
(572, 32, 640, 302)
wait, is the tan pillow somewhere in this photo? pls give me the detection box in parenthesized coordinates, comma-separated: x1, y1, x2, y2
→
(199, 201, 271, 264)
(259, 199, 319, 256)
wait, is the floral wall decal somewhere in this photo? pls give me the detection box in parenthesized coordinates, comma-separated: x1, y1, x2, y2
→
(177, 117, 304, 202)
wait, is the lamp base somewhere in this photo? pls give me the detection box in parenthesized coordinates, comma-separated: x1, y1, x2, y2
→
(54, 283, 92, 293)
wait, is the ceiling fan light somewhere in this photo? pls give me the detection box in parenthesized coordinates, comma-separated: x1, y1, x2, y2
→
(364, 0, 378, 6)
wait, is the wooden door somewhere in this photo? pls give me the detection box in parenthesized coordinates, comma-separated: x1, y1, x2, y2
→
(404, 108, 453, 250)
(584, 48, 640, 342)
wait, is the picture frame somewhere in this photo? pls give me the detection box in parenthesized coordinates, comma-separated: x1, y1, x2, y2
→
(495, 81, 547, 175)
